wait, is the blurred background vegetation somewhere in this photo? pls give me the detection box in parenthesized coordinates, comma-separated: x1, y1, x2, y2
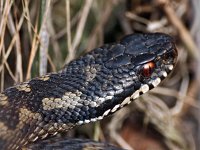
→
(0, 0, 200, 150)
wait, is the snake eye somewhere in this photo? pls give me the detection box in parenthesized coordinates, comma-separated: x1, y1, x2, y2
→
(142, 62, 155, 77)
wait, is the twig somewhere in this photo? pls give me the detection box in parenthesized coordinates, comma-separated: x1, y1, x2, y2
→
(86, 0, 115, 51)
(0, 0, 13, 55)
(22, 0, 32, 41)
(1, 46, 5, 91)
(108, 108, 134, 150)
(26, 21, 40, 80)
(48, 10, 62, 68)
(39, 0, 51, 76)
(47, 54, 56, 72)
(5, 61, 16, 83)
(65, 0, 93, 63)
(155, 0, 199, 60)
(54, 11, 81, 40)
(0, 34, 17, 73)
(7, 12, 24, 82)
(65, 0, 72, 63)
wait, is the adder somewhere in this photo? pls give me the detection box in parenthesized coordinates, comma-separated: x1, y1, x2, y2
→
(0, 33, 178, 150)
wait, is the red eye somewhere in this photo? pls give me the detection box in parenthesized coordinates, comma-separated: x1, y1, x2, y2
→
(142, 62, 155, 77)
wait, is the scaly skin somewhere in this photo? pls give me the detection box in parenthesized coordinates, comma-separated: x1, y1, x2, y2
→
(0, 33, 177, 149)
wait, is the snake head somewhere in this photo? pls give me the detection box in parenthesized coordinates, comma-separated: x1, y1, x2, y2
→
(121, 33, 178, 89)
(88, 33, 178, 121)
(104, 32, 178, 90)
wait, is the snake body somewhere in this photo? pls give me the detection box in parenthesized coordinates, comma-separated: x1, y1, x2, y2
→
(0, 33, 177, 149)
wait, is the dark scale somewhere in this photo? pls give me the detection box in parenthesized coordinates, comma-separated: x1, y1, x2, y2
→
(0, 33, 177, 150)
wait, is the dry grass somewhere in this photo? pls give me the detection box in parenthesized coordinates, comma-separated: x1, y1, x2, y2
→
(0, 0, 199, 150)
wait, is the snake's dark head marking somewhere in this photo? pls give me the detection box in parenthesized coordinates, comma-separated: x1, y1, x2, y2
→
(0, 33, 178, 149)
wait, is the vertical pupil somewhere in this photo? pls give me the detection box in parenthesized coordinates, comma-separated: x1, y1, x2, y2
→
(142, 62, 155, 77)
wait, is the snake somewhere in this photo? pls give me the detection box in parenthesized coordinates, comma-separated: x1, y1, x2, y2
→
(0, 33, 177, 150)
